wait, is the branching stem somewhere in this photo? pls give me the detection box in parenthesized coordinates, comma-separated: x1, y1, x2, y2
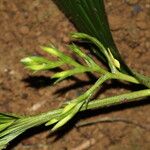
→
(34, 89, 150, 126)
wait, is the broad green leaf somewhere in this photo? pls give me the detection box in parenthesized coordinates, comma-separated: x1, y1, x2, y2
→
(54, 0, 150, 88)
(54, 0, 130, 74)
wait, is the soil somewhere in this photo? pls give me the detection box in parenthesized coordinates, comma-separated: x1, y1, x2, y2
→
(0, 0, 150, 150)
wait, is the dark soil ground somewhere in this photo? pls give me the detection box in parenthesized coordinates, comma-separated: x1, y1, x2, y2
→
(0, 0, 150, 150)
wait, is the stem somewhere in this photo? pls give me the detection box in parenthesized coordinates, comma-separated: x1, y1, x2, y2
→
(112, 72, 139, 84)
(84, 89, 150, 110)
(35, 89, 150, 125)
(95, 68, 139, 84)
(1, 89, 149, 148)
(74, 73, 110, 103)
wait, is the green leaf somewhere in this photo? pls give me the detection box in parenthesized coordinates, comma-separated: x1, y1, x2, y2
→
(54, 0, 150, 88)
(69, 44, 95, 66)
(61, 101, 77, 115)
(71, 33, 121, 73)
(52, 67, 94, 81)
(21, 56, 64, 71)
(132, 71, 150, 88)
(45, 118, 58, 126)
(0, 113, 19, 124)
(54, 0, 130, 74)
(21, 56, 49, 66)
(108, 48, 120, 70)
(71, 32, 106, 56)
(69, 44, 98, 67)
(41, 46, 81, 67)
(0, 121, 14, 132)
(0, 113, 21, 149)
(51, 101, 84, 131)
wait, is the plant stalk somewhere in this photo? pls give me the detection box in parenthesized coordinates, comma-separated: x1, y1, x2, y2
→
(111, 72, 139, 84)
(84, 89, 150, 110)
(34, 89, 150, 126)
(1, 89, 149, 149)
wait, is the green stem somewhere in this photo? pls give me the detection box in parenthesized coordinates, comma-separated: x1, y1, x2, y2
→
(74, 73, 110, 103)
(33, 89, 150, 124)
(1, 89, 149, 149)
(84, 89, 150, 110)
(111, 72, 139, 84)
(89, 67, 140, 84)
(45, 73, 111, 125)
(93, 67, 139, 84)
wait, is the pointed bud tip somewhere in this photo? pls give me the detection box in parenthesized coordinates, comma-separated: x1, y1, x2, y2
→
(20, 57, 32, 64)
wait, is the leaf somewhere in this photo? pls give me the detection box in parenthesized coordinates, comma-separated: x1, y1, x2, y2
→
(71, 32, 106, 56)
(52, 67, 93, 82)
(108, 48, 120, 69)
(21, 56, 50, 66)
(0, 121, 14, 132)
(21, 56, 64, 71)
(45, 118, 58, 126)
(132, 71, 150, 88)
(0, 113, 19, 124)
(41, 46, 81, 67)
(61, 101, 77, 115)
(54, 0, 130, 74)
(54, 0, 150, 88)
(51, 101, 84, 131)
(69, 44, 97, 67)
